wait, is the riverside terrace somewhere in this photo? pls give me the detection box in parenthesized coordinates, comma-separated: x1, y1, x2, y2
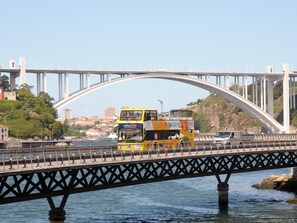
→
(0, 139, 73, 149)
(0, 141, 297, 222)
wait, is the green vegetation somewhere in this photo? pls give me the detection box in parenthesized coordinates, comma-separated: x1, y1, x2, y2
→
(0, 74, 10, 90)
(188, 80, 293, 133)
(0, 85, 63, 139)
(0, 74, 98, 139)
(291, 110, 297, 127)
(189, 94, 253, 133)
(193, 112, 211, 132)
(62, 120, 87, 138)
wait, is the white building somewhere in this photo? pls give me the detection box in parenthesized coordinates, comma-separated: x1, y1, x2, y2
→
(0, 125, 8, 141)
(61, 109, 73, 121)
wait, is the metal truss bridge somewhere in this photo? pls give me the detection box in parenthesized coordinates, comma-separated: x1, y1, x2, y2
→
(1, 58, 297, 133)
(0, 140, 297, 222)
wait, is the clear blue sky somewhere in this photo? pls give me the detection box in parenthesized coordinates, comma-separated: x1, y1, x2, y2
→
(1, 1, 297, 118)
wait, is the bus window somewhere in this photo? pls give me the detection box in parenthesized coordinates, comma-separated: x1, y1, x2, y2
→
(145, 130, 180, 140)
(144, 110, 158, 120)
(135, 111, 142, 120)
(118, 123, 143, 142)
(150, 110, 158, 120)
(145, 113, 151, 121)
(120, 111, 128, 120)
(120, 110, 143, 121)
(168, 131, 180, 139)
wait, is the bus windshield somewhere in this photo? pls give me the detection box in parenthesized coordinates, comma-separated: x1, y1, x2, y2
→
(118, 123, 143, 142)
(214, 131, 232, 138)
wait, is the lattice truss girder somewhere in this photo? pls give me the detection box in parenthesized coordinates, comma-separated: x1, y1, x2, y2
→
(0, 151, 296, 204)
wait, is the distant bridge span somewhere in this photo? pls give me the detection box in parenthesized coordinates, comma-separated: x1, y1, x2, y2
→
(1, 58, 295, 133)
(53, 73, 283, 133)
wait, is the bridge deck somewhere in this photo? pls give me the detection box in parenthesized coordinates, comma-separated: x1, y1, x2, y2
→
(1, 142, 296, 176)
(0, 141, 296, 208)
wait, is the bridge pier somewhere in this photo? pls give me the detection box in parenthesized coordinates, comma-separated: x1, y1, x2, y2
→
(47, 194, 68, 223)
(217, 182, 229, 205)
(49, 208, 66, 223)
(37, 169, 78, 223)
(216, 174, 231, 206)
(46, 192, 70, 223)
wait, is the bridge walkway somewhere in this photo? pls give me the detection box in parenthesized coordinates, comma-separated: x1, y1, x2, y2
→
(1, 141, 297, 174)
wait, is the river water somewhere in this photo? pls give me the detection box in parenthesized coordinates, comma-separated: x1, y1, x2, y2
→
(1, 140, 297, 222)
(1, 168, 296, 223)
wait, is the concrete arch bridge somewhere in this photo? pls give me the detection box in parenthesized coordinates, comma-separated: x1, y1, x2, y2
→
(1, 58, 296, 133)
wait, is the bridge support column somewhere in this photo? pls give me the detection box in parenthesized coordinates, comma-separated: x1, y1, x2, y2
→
(49, 208, 66, 223)
(216, 174, 231, 206)
(217, 182, 229, 205)
(9, 73, 17, 90)
(37, 170, 78, 223)
(19, 58, 26, 86)
(283, 64, 290, 133)
(46, 193, 69, 223)
(267, 77, 274, 117)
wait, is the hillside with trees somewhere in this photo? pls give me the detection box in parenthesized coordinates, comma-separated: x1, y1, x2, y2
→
(188, 80, 296, 133)
(0, 84, 64, 139)
(189, 94, 262, 133)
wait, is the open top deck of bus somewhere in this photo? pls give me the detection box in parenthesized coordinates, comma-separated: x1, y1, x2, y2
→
(118, 108, 193, 122)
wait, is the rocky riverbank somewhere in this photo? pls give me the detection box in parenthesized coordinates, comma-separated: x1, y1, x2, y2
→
(252, 174, 297, 204)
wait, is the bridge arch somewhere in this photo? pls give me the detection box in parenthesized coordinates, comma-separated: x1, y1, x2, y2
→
(54, 73, 283, 133)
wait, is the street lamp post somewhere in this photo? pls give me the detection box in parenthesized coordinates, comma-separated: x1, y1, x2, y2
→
(158, 99, 163, 114)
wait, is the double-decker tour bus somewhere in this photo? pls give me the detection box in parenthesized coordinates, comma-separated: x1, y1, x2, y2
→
(117, 107, 194, 150)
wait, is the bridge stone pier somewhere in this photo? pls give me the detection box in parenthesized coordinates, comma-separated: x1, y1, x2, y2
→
(0, 58, 296, 133)
(49, 208, 66, 223)
(217, 183, 229, 205)
(216, 174, 231, 206)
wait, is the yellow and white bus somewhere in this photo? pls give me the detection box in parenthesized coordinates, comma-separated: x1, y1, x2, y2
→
(117, 108, 194, 150)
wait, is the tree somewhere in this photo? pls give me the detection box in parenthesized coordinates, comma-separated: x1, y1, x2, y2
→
(0, 74, 10, 91)
(273, 81, 283, 100)
(38, 91, 55, 106)
(0, 87, 64, 139)
(49, 122, 64, 139)
(62, 120, 86, 137)
(194, 113, 211, 133)
(19, 83, 33, 92)
(17, 87, 34, 104)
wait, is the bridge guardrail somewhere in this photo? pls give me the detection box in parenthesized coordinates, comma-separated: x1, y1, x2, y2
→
(195, 133, 297, 142)
(1, 140, 297, 175)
